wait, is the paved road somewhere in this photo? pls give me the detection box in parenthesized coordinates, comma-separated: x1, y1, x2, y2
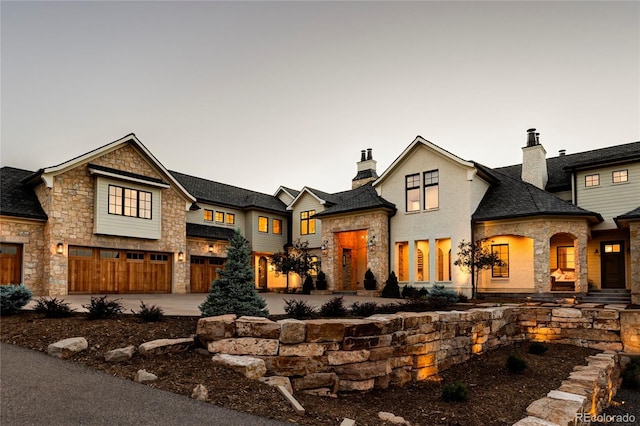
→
(0, 343, 291, 426)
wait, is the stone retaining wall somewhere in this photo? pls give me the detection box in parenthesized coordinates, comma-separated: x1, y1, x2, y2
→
(197, 305, 639, 396)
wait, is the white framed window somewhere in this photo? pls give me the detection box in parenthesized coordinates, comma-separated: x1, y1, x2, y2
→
(585, 174, 600, 187)
(612, 170, 628, 183)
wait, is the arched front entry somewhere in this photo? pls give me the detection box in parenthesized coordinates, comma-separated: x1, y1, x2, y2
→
(258, 256, 268, 290)
(336, 230, 367, 291)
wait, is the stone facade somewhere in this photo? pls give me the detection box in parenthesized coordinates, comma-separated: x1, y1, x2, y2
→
(0, 218, 46, 294)
(474, 218, 590, 294)
(319, 210, 389, 291)
(630, 222, 640, 304)
(26, 144, 190, 295)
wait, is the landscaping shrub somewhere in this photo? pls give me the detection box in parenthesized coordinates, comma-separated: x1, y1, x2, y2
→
(350, 301, 378, 317)
(426, 285, 459, 309)
(402, 285, 428, 299)
(0, 283, 33, 315)
(132, 301, 165, 322)
(319, 296, 348, 318)
(315, 271, 327, 291)
(399, 298, 432, 312)
(375, 302, 401, 314)
(283, 299, 317, 319)
(381, 271, 401, 299)
(528, 342, 549, 356)
(363, 268, 377, 290)
(621, 357, 640, 389)
(441, 381, 469, 402)
(33, 297, 75, 318)
(457, 292, 469, 303)
(302, 275, 315, 295)
(506, 354, 528, 373)
(83, 295, 124, 320)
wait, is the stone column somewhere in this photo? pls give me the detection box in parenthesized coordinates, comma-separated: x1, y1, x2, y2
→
(630, 222, 640, 305)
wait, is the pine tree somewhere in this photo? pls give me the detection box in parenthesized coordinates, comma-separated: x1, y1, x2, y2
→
(199, 229, 269, 317)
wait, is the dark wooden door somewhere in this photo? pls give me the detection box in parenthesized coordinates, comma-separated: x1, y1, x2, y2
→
(0, 243, 22, 285)
(190, 256, 224, 293)
(601, 241, 625, 289)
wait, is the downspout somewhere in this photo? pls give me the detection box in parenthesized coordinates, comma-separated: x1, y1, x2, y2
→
(471, 219, 476, 299)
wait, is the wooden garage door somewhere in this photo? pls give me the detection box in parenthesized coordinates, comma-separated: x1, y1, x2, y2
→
(190, 256, 225, 293)
(69, 247, 172, 294)
(0, 243, 22, 285)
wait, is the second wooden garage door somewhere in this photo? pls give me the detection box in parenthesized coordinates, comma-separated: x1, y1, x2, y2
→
(69, 246, 172, 294)
(189, 256, 225, 293)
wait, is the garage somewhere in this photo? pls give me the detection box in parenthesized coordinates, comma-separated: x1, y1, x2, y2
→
(69, 246, 172, 294)
(0, 243, 22, 285)
(189, 256, 225, 293)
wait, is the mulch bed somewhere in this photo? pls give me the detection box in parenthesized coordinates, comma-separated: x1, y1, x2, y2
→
(1, 312, 603, 425)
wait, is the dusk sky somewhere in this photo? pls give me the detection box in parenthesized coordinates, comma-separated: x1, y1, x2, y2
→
(1, 1, 638, 195)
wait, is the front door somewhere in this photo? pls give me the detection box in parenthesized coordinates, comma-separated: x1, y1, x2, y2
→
(258, 256, 268, 290)
(601, 241, 625, 289)
(0, 243, 22, 285)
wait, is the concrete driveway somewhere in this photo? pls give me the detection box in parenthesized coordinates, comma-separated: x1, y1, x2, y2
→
(26, 292, 399, 316)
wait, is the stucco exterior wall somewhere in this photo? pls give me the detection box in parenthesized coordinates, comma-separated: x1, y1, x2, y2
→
(33, 144, 189, 295)
(0, 217, 47, 295)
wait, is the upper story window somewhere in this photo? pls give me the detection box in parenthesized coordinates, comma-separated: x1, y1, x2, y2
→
(273, 219, 282, 235)
(258, 216, 268, 233)
(226, 213, 235, 225)
(491, 244, 509, 278)
(406, 174, 420, 212)
(423, 169, 439, 210)
(108, 185, 152, 219)
(215, 211, 225, 223)
(204, 209, 213, 221)
(301, 210, 316, 235)
(585, 174, 600, 187)
(612, 169, 628, 183)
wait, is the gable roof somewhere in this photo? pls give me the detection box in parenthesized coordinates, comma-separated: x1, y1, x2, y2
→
(274, 186, 300, 200)
(313, 183, 396, 218)
(22, 134, 195, 202)
(614, 206, 640, 228)
(472, 167, 603, 223)
(0, 167, 48, 220)
(496, 141, 640, 193)
(170, 170, 288, 214)
(374, 135, 476, 187)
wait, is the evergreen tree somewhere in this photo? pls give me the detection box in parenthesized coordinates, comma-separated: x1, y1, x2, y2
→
(381, 271, 401, 298)
(199, 229, 269, 317)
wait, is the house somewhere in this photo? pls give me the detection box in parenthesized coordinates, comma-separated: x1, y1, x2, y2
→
(1, 130, 638, 304)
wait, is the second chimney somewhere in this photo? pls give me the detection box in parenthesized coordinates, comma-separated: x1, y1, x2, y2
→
(352, 148, 378, 189)
(521, 128, 548, 190)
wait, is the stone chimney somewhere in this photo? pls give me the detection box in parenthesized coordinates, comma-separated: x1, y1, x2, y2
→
(521, 128, 548, 190)
(352, 148, 378, 189)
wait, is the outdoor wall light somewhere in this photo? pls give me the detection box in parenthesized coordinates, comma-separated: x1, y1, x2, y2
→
(320, 240, 328, 254)
(368, 235, 377, 251)
(208, 244, 214, 253)
(56, 242, 64, 254)
(178, 251, 184, 262)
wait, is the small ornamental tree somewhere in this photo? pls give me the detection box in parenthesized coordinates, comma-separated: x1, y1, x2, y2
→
(199, 229, 268, 318)
(381, 271, 401, 298)
(270, 239, 318, 292)
(453, 239, 506, 299)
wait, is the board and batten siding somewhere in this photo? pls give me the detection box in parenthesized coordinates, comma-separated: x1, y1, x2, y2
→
(93, 176, 162, 239)
(291, 192, 324, 248)
(576, 162, 640, 230)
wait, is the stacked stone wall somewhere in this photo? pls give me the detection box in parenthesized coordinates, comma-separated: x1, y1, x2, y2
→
(197, 306, 639, 398)
(0, 218, 46, 295)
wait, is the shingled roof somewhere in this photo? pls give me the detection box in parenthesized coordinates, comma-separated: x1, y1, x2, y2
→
(0, 167, 48, 220)
(495, 141, 640, 193)
(472, 167, 603, 223)
(186, 223, 236, 240)
(170, 170, 287, 213)
(313, 183, 396, 218)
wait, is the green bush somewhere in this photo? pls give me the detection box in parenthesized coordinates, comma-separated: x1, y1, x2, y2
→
(350, 301, 378, 317)
(441, 381, 469, 402)
(399, 298, 432, 312)
(402, 285, 428, 299)
(426, 285, 459, 309)
(132, 301, 165, 322)
(302, 275, 315, 295)
(506, 354, 528, 373)
(283, 299, 317, 320)
(381, 271, 401, 299)
(83, 296, 124, 320)
(375, 302, 401, 314)
(363, 268, 377, 290)
(315, 271, 327, 291)
(528, 342, 549, 355)
(621, 357, 640, 389)
(0, 284, 33, 315)
(33, 297, 75, 318)
(319, 296, 348, 318)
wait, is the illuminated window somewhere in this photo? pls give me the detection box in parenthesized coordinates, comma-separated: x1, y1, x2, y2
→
(436, 238, 451, 281)
(204, 209, 213, 221)
(301, 210, 316, 235)
(424, 169, 439, 210)
(612, 170, 628, 183)
(273, 219, 282, 235)
(491, 244, 509, 278)
(109, 185, 152, 219)
(415, 240, 429, 282)
(258, 216, 268, 233)
(406, 174, 420, 212)
(215, 211, 224, 223)
(396, 242, 409, 281)
(226, 213, 235, 225)
(585, 174, 600, 187)
(557, 246, 574, 269)
(604, 244, 621, 253)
